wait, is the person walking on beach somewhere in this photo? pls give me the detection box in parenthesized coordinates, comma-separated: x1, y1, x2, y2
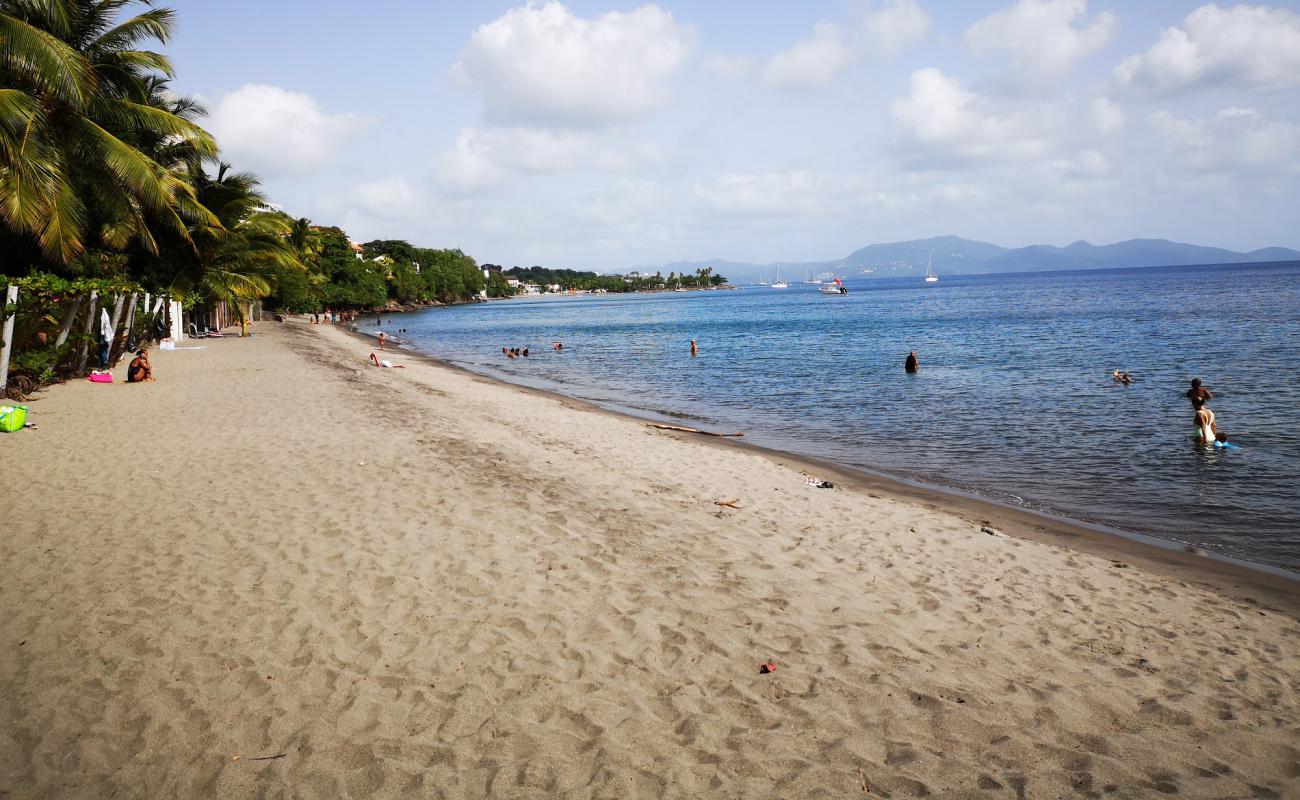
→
(378, 332, 387, 350)
(690, 338, 698, 357)
(905, 351, 919, 373)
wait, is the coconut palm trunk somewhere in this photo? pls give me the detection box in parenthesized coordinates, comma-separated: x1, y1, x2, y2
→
(0, 285, 17, 392)
(74, 291, 98, 374)
(112, 291, 138, 362)
(54, 295, 86, 348)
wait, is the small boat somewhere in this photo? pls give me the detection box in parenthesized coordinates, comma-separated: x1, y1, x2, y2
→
(771, 267, 789, 289)
(924, 249, 938, 283)
(819, 278, 847, 295)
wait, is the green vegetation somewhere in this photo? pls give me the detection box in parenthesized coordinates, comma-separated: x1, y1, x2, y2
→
(490, 265, 727, 294)
(0, 0, 484, 393)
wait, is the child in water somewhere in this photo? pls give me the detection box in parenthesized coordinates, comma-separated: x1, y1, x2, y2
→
(1213, 432, 1239, 449)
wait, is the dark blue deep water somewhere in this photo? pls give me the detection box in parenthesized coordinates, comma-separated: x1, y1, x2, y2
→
(382, 262, 1300, 572)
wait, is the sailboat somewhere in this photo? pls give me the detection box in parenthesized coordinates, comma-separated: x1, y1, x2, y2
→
(771, 265, 789, 289)
(924, 249, 939, 283)
(758, 270, 769, 287)
(802, 268, 820, 285)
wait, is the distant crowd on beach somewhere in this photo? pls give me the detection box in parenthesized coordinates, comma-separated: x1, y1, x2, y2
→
(310, 309, 356, 326)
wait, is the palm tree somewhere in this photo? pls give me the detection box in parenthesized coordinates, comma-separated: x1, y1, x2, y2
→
(176, 164, 302, 336)
(0, 0, 218, 266)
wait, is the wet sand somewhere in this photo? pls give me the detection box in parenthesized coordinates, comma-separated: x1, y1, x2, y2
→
(2, 319, 1297, 798)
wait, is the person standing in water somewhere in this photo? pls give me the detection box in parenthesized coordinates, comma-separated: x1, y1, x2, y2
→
(1186, 377, 1212, 408)
(690, 338, 698, 357)
(905, 351, 919, 373)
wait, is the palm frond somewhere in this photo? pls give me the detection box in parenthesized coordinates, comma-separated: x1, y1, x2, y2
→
(99, 97, 216, 156)
(36, 179, 87, 263)
(87, 6, 174, 53)
(95, 47, 173, 78)
(0, 10, 95, 107)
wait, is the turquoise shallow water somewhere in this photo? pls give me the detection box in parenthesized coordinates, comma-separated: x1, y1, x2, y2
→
(380, 261, 1300, 572)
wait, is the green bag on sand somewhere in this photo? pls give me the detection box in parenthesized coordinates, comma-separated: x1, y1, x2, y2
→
(0, 405, 28, 433)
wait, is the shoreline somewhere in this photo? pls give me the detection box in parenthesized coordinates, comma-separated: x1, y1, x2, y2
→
(347, 324, 1300, 601)
(5, 319, 1298, 797)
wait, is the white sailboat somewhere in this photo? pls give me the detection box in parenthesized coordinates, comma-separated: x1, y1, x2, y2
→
(802, 268, 820, 285)
(758, 270, 769, 287)
(924, 249, 939, 283)
(771, 266, 789, 289)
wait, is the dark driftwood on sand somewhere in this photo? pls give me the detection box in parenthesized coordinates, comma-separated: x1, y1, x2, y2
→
(646, 423, 744, 438)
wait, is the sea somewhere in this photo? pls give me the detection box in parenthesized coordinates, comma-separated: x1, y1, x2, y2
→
(379, 261, 1300, 574)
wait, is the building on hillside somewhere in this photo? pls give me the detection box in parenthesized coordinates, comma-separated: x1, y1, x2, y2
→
(348, 241, 364, 260)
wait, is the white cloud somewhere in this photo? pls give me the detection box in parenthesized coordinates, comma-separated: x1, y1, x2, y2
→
(452, 2, 693, 127)
(763, 23, 855, 88)
(433, 127, 663, 195)
(966, 0, 1115, 80)
(694, 171, 863, 217)
(862, 0, 931, 57)
(701, 54, 754, 79)
(890, 68, 1052, 165)
(1115, 4, 1300, 94)
(1148, 107, 1300, 173)
(353, 177, 424, 221)
(763, 1, 929, 88)
(1090, 96, 1126, 135)
(208, 84, 370, 176)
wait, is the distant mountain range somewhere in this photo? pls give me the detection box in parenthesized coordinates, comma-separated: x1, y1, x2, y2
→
(647, 236, 1300, 284)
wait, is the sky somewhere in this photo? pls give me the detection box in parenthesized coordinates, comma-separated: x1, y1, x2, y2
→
(163, 0, 1300, 269)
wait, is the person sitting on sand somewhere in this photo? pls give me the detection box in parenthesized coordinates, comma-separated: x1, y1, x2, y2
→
(905, 351, 919, 373)
(369, 352, 404, 368)
(127, 349, 153, 383)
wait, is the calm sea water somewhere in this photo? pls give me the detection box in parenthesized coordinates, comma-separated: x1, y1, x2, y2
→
(381, 262, 1300, 573)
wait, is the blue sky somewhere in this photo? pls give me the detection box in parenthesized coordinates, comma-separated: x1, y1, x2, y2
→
(164, 1, 1300, 269)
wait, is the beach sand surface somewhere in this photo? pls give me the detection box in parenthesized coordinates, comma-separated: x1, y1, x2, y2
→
(2, 320, 1298, 799)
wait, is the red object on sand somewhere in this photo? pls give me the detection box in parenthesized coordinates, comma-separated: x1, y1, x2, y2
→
(759, 662, 777, 674)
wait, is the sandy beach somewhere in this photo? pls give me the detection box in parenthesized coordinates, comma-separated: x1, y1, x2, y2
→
(2, 319, 1298, 799)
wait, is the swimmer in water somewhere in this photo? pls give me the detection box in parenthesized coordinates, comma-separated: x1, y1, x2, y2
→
(690, 338, 698, 357)
(905, 351, 919, 373)
(1186, 377, 1212, 408)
